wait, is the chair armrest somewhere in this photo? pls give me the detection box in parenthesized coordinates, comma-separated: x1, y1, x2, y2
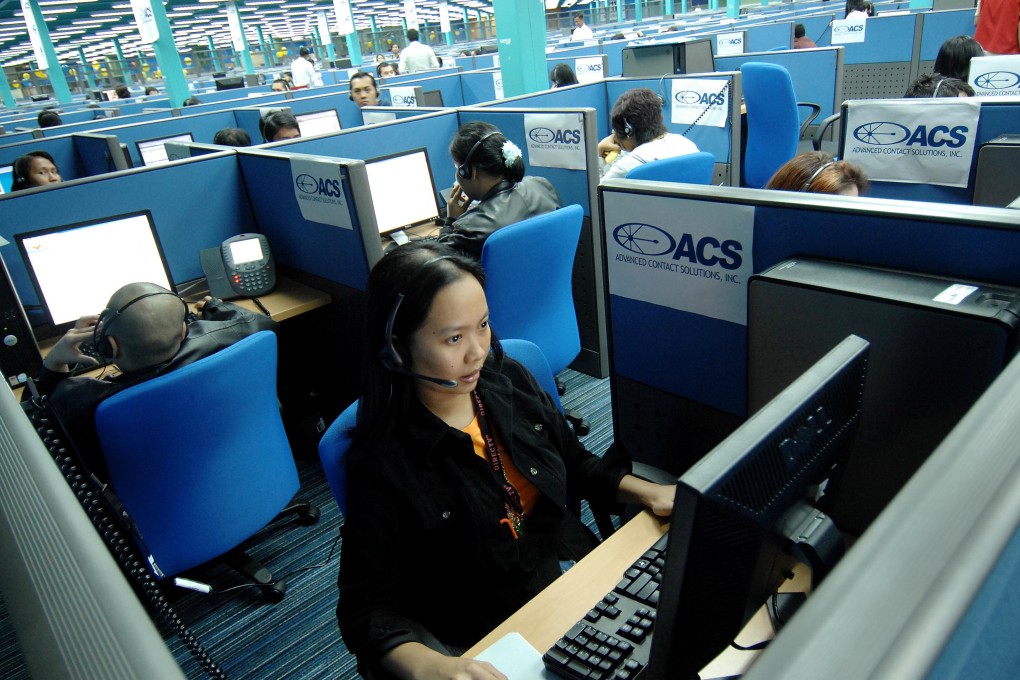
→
(812, 112, 842, 151)
(631, 461, 676, 485)
(797, 102, 822, 138)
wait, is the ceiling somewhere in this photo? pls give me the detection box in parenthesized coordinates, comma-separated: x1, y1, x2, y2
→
(0, 0, 526, 68)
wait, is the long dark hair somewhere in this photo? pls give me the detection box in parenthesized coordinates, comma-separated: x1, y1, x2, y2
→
(449, 121, 525, 184)
(350, 242, 503, 454)
(933, 35, 984, 82)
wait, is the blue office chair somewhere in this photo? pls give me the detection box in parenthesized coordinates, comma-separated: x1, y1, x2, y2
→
(481, 204, 588, 434)
(625, 152, 716, 184)
(740, 62, 821, 188)
(95, 331, 318, 602)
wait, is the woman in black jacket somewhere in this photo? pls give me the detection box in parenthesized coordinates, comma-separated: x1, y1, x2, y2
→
(336, 242, 674, 679)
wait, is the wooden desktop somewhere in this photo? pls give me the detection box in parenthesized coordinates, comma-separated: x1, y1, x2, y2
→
(466, 510, 810, 679)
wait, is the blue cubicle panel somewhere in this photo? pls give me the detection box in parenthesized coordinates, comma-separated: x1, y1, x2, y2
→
(461, 69, 500, 105)
(918, 8, 978, 61)
(36, 110, 174, 138)
(236, 151, 374, 290)
(0, 134, 84, 182)
(99, 111, 239, 166)
(745, 22, 795, 52)
(487, 82, 608, 138)
(799, 13, 838, 48)
(0, 153, 249, 310)
(0, 130, 39, 146)
(599, 180, 1020, 470)
(839, 12, 920, 64)
(715, 46, 844, 122)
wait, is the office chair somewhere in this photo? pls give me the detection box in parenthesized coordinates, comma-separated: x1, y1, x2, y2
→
(480, 204, 589, 435)
(625, 151, 716, 184)
(740, 62, 821, 188)
(95, 331, 319, 602)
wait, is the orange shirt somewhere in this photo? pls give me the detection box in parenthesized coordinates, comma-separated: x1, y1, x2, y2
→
(463, 416, 540, 515)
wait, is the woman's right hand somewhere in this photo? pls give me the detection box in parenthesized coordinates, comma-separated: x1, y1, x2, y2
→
(383, 642, 508, 680)
(446, 182, 470, 220)
(598, 134, 621, 160)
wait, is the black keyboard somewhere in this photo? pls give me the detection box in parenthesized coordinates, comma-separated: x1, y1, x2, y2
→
(543, 534, 668, 680)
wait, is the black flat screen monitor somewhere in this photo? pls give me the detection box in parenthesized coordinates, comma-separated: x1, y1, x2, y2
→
(364, 148, 441, 236)
(214, 76, 246, 91)
(15, 210, 175, 330)
(295, 109, 342, 137)
(646, 334, 869, 679)
(421, 89, 444, 107)
(135, 132, 194, 166)
(622, 38, 716, 77)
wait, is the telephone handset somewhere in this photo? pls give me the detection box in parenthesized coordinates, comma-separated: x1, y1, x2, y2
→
(200, 233, 276, 300)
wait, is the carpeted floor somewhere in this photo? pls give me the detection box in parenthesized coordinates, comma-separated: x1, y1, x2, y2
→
(0, 367, 612, 680)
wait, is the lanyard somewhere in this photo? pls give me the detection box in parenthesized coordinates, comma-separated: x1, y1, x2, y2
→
(471, 390, 525, 539)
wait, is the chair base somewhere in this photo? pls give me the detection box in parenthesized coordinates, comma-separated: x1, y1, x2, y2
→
(277, 497, 321, 526)
(564, 409, 590, 437)
(224, 548, 288, 603)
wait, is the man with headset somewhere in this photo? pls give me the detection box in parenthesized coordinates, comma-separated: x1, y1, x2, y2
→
(31, 282, 278, 481)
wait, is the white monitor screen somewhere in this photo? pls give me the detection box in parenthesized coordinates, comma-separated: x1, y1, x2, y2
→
(364, 149, 441, 235)
(17, 211, 174, 327)
(0, 165, 13, 193)
(296, 109, 342, 137)
(136, 133, 194, 166)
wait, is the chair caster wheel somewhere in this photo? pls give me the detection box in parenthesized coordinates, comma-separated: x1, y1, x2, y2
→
(263, 580, 287, 603)
(299, 504, 321, 525)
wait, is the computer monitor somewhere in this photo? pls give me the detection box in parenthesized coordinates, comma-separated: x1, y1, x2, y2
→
(622, 38, 716, 77)
(215, 76, 246, 91)
(103, 89, 119, 101)
(15, 210, 175, 330)
(363, 148, 442, 236)
(646, 334, 870, 679)
(135, 133, 194, 166)
(0, 165, 13, 193)
(421, 89, 444, 107)
(295, 109, 342, 137)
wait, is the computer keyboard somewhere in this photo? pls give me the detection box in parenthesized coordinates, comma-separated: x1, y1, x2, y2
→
(542, 533, 668, 680)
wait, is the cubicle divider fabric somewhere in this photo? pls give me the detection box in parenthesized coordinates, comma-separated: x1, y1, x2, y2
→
(917, 8, 979, 71)
(0, 133, 83, 181)
(37, 109, 177, 139)
(840, 12, 921, 99)
(98, 110, 239, 166)
(0, 152, 250, 311)
(599, 179, 1020, 473)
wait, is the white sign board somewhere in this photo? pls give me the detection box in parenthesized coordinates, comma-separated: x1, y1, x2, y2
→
(225, 1, 244, 52)
(574, 56, 605, 84)
(670, 78, 729, 128)
(524, 112, 587, 171)
(290, 158, 352, 228)
(333, 0, 354, 36)
(968, 55, 1020, 97)
(493, 71, 504, 99)
(21, 0, 49, 69)
(389, 86, 419, 107)
(715, 31, 745, 56)
(604, 193, 755, 326)
(843, 98, 981, 188)
(439, 0, 452, 34)
(831, 17, 866, 44)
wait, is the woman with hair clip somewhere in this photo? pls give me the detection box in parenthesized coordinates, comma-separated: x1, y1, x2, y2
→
(10, 150, 61, 191)
(336, 242, 676, 680)
(438, 121, 561, 260)
(597, 87, 700, 182)
(764, 151, 870, 196)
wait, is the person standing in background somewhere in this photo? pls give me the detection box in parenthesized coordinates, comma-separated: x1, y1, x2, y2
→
(974, 0, 1020, 54)
(572, 12, 594, 40)
(399, 29, 439, 74)
(291, 47, 317, 89)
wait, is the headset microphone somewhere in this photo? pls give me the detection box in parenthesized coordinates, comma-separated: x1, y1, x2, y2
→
(378, 292, 459, 388)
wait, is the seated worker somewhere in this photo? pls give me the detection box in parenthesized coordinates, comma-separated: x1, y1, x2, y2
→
(213, 127, 252, 147)
(438, 122, 561, 260)
(598, 88, 700, 182)
(144, 86, 159, 96)
(260, 109, 301, 142)
(270, 78, 291, 93)
(349, 71, 382, 108)
(765, 151, 869, 196)
(11, 150, 61, 191)
(37, 108, 63, 128)
(549, 63, 579, 88)
(114, 84, 132, 99)
(182, 96, 203, 106)
(29, 282, 279, 483)
(793, 24, 817, 49)
(904, 73, 976, 97)
(933, 35, 985, 82)
(336, 242, 676, 679)
(376, 61, 397, 79)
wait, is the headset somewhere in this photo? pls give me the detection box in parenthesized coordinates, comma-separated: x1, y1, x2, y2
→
(932, 78, 945, 98)
(93, 291, 188, 360)
(378, 292, 459, 388)
(456, 130, 502, 180)
(801, 160, 836, 192)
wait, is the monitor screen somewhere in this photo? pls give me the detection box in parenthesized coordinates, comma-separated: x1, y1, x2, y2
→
(104, 89, 119, 101)
(364, 148, 441, 235)
(679, 37, 716, 75)
(0, 165, 13, 193)
(15, 211, 175, 328)
(135, 133, 194, 166)
(215, 76, 246, 91)
(296, 109, 342, 137)
(421, 90, 444, 107)
(647, 334, 869, 678)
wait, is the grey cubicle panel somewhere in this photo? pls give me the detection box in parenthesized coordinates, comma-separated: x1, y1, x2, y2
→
(840, 12, 923, 99)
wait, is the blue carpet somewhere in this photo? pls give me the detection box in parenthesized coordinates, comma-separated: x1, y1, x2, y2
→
(0, 368, 611, 679)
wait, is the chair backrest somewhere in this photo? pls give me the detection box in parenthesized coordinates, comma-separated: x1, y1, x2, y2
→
(624, 151, 716, 184)
(94, 331, 300, 577)
(481, 204, 583, 374)
(317, 400, 358, 516)
(740, 62, 801, 188)
(501, 338, 564, 413)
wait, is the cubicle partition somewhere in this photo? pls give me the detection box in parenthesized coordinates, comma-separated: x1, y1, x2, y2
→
(96, 110, 240, 166)
(460, 68, 501, 105)
(0, 133, 84, 182)
(744, 21, 795, 52)
(34, 109, 175, 138)
(917, 8, 978, 73)
(840, 12, 922, 98)
(715, 46, 844, 127)
(599, 180, 1020, 474)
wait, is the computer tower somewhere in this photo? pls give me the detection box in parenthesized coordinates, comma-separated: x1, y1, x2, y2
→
(748, 258, 1020, 535)
(0, 254, 42, 388)
(973, 134, 1020, 207)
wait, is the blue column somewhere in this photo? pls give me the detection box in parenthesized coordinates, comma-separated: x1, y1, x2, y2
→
(491, 0, 546, 97)
(725, 0, 738, 17)
(78, 48, 97, 89)
(635, 0, 643, 21)
(257, 26, 274, 67)
(617, 1, 624, 22)
(24, 0, 72, 103)
(0, 74, 15, 108)
(207, 37, 224, 73)
(665, 0, 675, 14)
(147, 0, 190, 107)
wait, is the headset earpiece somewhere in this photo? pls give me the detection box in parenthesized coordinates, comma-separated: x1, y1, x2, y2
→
(932, 78, 944, 98)
(457, 130, 501, 180)
(93, 291, 187, 362)
(622, 117, 635, 138)
(379, 293, 407, 370)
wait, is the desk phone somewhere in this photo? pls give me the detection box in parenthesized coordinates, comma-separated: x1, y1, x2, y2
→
(200, 233, 276, 299)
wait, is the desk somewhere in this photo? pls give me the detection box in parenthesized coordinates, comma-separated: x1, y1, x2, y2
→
(466, 511, 810, 678)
